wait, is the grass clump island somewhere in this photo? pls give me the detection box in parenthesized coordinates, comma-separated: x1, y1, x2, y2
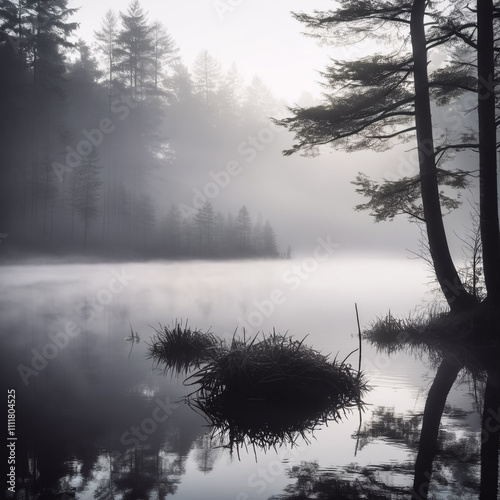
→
(147, 321, 219, 373)
(148, 322, 367, 452)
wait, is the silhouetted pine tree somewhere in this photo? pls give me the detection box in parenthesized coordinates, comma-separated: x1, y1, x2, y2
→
(163, 204, 181, 255)
(194, 201, 215, 255)
(115, 0, 153, 99)
(70, 147, 102, 243)
(262, 220, 278, 257)
(94, 9, 119, 112)
(236, 206, 252, 253)
(150, 20, 179, 95)
(192, 50, 222, 113)
(167, 61, 192, 102)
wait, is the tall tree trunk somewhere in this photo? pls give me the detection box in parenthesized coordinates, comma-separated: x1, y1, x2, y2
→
(102, 176, 107, 240)
(83, 162, 92, 245)
(108, 51, 113, 117)
(410, 0, 476, 312)
(477, 0, 500, 303)
(30, 64, 38, 228)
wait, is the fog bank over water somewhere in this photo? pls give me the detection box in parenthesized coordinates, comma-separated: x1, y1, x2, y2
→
(0, 256, 431, 344)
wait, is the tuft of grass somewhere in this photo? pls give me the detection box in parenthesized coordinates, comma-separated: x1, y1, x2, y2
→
(364, 304, 500, 375)
(364, 308, 452, 354)
(184, 331, 367, 452)
(147, 321, 219, 374)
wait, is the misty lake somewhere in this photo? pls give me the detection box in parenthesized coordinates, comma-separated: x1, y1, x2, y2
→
(1, 257, 484, 499)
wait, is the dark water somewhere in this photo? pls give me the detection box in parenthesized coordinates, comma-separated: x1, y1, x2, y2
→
(0, 259, 485, 499)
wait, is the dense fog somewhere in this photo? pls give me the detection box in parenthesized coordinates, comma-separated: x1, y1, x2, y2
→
(0, 1, 295, 259)
(0, 0, 443, 262)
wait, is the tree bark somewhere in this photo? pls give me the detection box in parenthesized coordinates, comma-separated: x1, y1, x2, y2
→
(477, 0, 500, 303)
(410, 0, 476, 312)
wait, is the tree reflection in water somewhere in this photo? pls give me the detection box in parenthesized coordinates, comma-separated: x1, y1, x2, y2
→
(150, 319, 500, 497)
(270, 311, 500, 500)
(11, 314, 496, 498)
(365, 312, 500, 499)
(16, 391, 191, 500)
(2, 318, 206, 500)
(270, 460, 408, 500)
(192, 433, 223, 474)
(272, 404, 481, 499)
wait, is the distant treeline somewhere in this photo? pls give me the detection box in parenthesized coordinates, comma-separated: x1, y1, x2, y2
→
(0, 0, 284, 259)
(164, 203, 283, 259)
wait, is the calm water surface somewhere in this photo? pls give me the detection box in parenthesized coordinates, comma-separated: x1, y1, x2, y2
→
(0, 258, 483, 499)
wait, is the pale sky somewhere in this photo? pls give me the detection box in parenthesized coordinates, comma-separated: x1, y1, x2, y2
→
(70, 0, 336, 104)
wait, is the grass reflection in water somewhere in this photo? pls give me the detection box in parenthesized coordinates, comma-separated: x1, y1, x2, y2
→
(148, 322, 368, 455)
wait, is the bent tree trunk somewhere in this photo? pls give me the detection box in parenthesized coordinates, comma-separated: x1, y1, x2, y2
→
(411, 355, 463, 499)
(410, 0, 476, 312)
